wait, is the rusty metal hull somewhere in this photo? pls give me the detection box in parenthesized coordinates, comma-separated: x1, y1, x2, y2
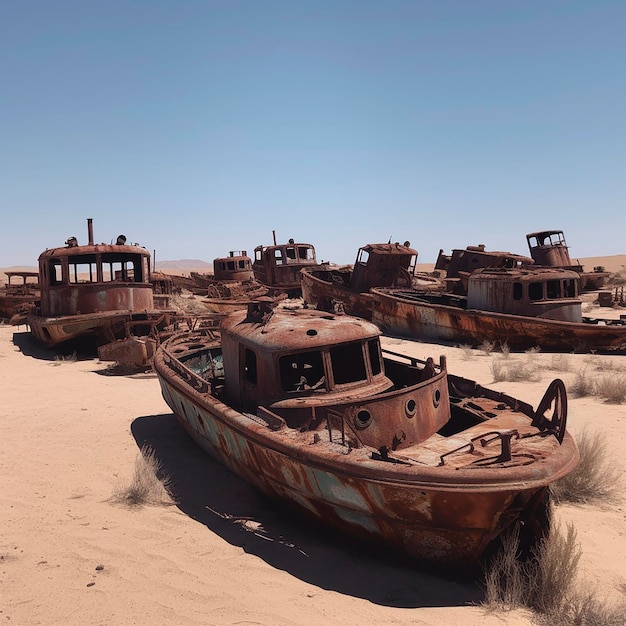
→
(27, 309, 171, 348)
(154, 328, 578, 565)
(301, 266, 376, 319)
(371, 288, 626, 352)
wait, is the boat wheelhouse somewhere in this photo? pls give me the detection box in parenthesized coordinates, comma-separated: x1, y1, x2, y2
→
(28, 219, 174, 348)
(252, 235, 318, 296)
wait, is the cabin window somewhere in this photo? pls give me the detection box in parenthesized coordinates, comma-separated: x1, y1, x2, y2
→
(101, 254, 143, 283)
(274, 249, 284, 266)
(69, 259, 98, 284)
(48, 260, 63, 285)
(298, 246, 314, 260)
(238, 260, 247, 269)
(563, 279, 576, 297)
(279, 351, 325, 392)
(356, 249, 370, 266)
(244, 349, 257, 384)
(254, 249, 263, 262)
(513, 282, 523, 300)
(285, 246, 297, 261)
(330, 342, 367, 384)
(528, 282, 544, 301)
(227, 261, 235, 271)
(368, 339, 382, 375)
(546, 279, 560, 299)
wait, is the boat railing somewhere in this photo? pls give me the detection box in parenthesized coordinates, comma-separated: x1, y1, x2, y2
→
(438, 429, 519, 466)
(381, 348, 446, 372)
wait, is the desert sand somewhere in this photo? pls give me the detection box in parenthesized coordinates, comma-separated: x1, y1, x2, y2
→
(2, 261, 626, 625)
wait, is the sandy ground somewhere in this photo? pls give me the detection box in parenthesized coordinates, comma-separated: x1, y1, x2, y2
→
(1, 256, 626, 625)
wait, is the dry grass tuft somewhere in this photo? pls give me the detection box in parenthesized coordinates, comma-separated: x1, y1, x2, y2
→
(483, 522, 626, 624)
(569, 367, 596, 398)
(550, 428, 623, 505)
(490, 352, 542, 383)
(110, 445, 176, 507)
(459, 344, 474, 360)
(479, 340, 496, 356)
(595, 374, 626, 404)
(547, 354, 572, 372)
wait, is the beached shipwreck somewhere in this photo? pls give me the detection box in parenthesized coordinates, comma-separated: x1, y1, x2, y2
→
(372, 266, 626, 352)
(25, 219, 210, 366)
(154, 301, 578, 565)
(303, 241, 626, 352)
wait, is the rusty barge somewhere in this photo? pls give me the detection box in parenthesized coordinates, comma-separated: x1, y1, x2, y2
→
(372, 266, 626, 352)
(154, 301, 578, 565)
(27, 219, 176, 351)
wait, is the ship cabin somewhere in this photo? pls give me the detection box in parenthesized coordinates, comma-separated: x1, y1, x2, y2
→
(4, 271, 39, 294)
(37, 219, 154, 317)
(213, 251, 254, 282)
(252, 239, 317, 294)
(350, 242, 418, 292)
(217, 302, 451, 451)
(526, 230, 574, 268)
(436, 245, 534, 294)
(467, 267, 582, 322)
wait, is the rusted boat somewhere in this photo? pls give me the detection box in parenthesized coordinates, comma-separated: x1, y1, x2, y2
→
(1, 270, 40, 321)
(435, 244, 534, 295)
(372, 266, 626, 352)
(213, 250, 255, 282)
(301, 242, 442, 320)
(154, 300, 578, 565)
(252, 232, 319, 297)
(27, 219, 177, 352)
(526, 229, 610, 291)
(202, 281, 271, 314)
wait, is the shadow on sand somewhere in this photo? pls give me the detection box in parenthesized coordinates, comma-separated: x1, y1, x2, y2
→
(12, 329, 98, 362)
(130, 412, 487, 609)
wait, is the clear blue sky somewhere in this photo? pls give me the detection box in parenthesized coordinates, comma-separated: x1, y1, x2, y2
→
(2, 1, 624, 268)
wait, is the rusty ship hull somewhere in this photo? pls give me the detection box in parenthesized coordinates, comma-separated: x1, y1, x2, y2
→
(371, 287, 626, 352)
(154, 306, 577, 565)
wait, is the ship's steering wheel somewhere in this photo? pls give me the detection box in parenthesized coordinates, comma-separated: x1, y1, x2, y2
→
(532, 378, 568, 443)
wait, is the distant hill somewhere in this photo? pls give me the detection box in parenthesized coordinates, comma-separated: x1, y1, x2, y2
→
(155, 259, 212, 271)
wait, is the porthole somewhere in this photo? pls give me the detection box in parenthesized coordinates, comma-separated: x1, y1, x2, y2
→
(433, 389, 441, 408)
(405, 398, 417, 418)
(354, 409, 372, 430)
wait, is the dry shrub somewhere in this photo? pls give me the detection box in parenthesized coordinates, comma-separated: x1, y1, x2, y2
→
(483, 522, 626, 623)
(569, 367, 596, 398)
(111, 445, 175, 507)
(551, 428, 623, 505)
(479, 340, 496, 356)
(545, 589, 626, 626)
(483, 522, 579, 613)
(459, 344, 474, 360)
(490, 354, 542, 383)
(595, 374, 626, 404)
(548, 354, 572, 373)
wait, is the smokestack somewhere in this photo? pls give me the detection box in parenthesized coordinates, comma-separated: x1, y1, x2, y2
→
(87, 218, 94, 245)
(272, 230, 277, 246)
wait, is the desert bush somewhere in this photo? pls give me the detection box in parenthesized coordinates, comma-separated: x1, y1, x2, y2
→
(110, 445, 175, 507)
(483, 522, 579, 612)
(479, 340, 496, 355)
(547, 354, 572, 373)
(459, 344, 474, 360)
(595, 374, 626, 403)
(550, 427, 622, 505)
(544, 589, 626, 626)
(489, 356, 542, 383)
(569, 367, 596, 398)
